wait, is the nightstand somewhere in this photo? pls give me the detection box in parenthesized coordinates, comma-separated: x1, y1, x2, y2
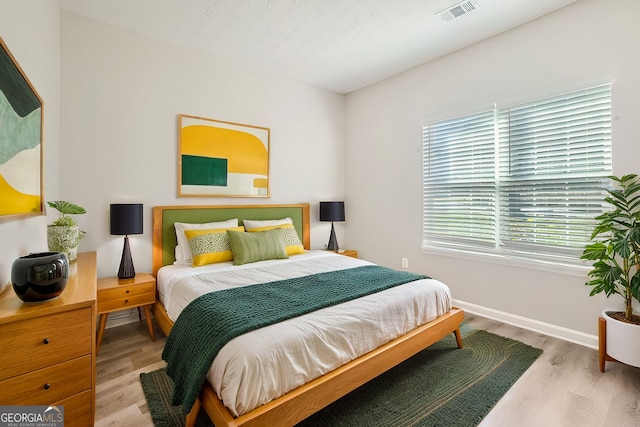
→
(96, 273, 156, 356)
(333, 249, 358, 258)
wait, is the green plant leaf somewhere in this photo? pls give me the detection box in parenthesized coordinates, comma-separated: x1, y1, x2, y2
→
(612, 238, 631, 258)
(631, 273, 640, 301)
(582, 242, 608, 260)
(47, 200, 86, 215)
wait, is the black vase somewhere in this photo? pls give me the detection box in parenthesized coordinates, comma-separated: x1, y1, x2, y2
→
(11, 252, 70, 302)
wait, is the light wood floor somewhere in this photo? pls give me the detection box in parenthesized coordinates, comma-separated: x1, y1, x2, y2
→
(95, 313, 640, 427)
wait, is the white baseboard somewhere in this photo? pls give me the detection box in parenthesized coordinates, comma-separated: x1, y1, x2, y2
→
(454, 299, 598, 350)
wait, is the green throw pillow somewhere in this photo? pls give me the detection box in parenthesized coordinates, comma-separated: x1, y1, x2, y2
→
(227, 228, 288, 266)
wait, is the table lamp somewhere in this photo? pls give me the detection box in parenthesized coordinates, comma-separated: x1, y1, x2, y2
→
(319, 201, 345, 252)
(110, 203, 143, 279)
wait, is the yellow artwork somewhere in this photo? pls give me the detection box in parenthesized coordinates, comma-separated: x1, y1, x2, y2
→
(0, 37, 44, 219)
(178, 115, 270, 197)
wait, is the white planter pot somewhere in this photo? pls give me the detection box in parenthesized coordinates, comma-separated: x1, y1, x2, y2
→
(602, 310, 640, 368)
(47, 225, 80, 263)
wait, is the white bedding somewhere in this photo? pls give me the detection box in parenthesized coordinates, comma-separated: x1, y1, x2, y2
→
(157, 250, 452, 417)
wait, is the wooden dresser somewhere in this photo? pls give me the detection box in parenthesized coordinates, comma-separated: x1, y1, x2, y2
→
(0, 251, 97, 426)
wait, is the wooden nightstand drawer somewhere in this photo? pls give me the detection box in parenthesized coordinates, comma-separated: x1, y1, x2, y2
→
(97, 291, 155, 312)
(0, 355, 91, 405)
(0, 308, 92, 379)
(98, 280, 155, 301)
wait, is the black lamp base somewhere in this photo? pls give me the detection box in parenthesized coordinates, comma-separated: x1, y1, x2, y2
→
(327, 222, 339, 252)
(118, 235, 136, 279)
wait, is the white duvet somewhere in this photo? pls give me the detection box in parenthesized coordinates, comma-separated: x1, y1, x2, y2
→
(157, 251, 452, 417)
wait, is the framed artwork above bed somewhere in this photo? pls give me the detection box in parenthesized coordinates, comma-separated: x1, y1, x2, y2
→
(0, 37, 44, 220)
(178, 114, 270, 198)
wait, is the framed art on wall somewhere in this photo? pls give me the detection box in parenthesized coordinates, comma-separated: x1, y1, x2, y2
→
(178, 114, 270, 198)
(0, 37, 44, 220)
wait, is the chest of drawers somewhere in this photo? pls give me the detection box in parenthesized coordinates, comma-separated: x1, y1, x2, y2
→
(0, 252, 97, 427)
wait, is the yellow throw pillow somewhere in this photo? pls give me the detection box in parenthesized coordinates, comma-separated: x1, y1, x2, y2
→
(174, 218, 238, 264)
(185, 226, 245, 266)
(246, 223, 305, 255)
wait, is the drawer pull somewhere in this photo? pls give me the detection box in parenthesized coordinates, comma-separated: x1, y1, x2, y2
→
(125, 299, 129, 303)
(126, 290, 130, 293)
(43, 338, 50, 345)
(43, 383, 50, 390)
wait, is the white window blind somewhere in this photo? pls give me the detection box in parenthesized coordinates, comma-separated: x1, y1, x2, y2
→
(422, 110, 497, 249)
(422, 84, 612, 264)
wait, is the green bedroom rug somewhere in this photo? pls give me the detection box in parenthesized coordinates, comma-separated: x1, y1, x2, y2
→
(140, 329, 542, 427)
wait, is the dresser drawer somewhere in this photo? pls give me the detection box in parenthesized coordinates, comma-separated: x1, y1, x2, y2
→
(97, 291, 155, 313)
(0, 355, 91, 405)
(0, 308, 92, 379)
(53, 389, 93, 427)
(98, 280, 155, 300)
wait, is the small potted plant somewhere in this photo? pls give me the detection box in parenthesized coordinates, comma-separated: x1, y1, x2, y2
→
(581, 174, 640, 371)
(47, 200, 86, 263)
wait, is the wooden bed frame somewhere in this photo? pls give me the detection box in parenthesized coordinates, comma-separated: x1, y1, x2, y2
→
(151, 203, 464, 427)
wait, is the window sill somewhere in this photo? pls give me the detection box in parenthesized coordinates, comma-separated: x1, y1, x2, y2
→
(420, 245, 591, 277)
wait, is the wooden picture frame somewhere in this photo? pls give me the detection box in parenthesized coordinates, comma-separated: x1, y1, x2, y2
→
(0, 37, 44, 220)
(178, 114, 270, 198)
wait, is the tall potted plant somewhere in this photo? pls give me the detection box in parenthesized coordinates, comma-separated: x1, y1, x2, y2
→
(47, 201, 86, 263)
(581, 174, 640, 371)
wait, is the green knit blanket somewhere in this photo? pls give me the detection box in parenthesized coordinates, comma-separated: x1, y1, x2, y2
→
(161, 265, 428, 413)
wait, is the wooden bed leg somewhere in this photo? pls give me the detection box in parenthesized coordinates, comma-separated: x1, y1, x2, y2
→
(185, 397, 202, 427)
(598, 316, 606, 373)
(454, 328, 463, 349)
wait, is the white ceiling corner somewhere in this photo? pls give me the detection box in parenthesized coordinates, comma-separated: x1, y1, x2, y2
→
(58, 0, 577, 94)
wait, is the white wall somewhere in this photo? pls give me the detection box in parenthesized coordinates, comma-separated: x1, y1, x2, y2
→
(60, 12, 347, 278)
(345, 0, 640, 341)
(0, 0, 61, 289)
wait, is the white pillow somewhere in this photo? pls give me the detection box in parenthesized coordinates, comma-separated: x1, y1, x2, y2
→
(174, 219, 238, 264)
(243, 217, 293, 230)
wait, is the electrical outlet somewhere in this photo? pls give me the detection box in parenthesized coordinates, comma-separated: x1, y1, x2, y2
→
(401, 258, 409, 269)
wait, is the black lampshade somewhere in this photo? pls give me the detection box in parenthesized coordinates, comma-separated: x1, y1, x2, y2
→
(319, 201, 345, 252)
(110, 203, 143, 235)
(110, 203, 143, 279)
(319, 201, 345, 222)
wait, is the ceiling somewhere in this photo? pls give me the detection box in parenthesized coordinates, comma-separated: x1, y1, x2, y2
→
(58, 0, 577, 94)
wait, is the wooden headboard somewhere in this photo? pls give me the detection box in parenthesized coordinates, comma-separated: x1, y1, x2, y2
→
(152, 204, 310, 276)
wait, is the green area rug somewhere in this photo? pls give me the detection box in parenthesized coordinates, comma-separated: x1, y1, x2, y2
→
(140, 329, 542, 427)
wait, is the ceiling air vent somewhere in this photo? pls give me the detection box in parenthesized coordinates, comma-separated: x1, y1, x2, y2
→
(438, 1, 477, 22)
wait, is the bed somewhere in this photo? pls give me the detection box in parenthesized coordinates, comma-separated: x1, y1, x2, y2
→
(151, 203, 464, 427)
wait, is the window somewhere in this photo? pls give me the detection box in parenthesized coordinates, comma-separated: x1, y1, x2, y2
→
(422, 84, 612, 265)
